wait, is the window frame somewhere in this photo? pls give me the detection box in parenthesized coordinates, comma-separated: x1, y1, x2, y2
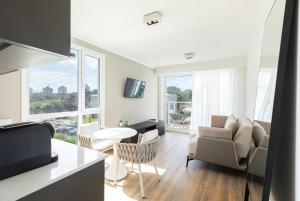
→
(21, 44, 105, 129)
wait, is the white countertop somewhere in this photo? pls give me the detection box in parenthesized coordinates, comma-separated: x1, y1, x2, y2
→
(0, 139, 108, 201)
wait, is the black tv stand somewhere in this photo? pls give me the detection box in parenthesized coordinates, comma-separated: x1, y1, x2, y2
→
(126, 120, 165, 143)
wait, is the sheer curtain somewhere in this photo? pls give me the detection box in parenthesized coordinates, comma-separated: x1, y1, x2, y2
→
(191, 68, 242, 134)
(254, 68, 277, 122)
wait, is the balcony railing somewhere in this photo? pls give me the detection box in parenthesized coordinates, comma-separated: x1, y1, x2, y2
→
(166, 101, 192, 130)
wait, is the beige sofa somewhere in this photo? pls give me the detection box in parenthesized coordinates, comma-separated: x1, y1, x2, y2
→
(187, 115, 252, 170)
(247, 121, 270, 177)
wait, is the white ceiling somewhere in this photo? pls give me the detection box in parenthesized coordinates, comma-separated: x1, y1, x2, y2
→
(71, 0, 267, 68)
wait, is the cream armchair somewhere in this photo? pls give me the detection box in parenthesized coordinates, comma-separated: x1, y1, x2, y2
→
(187, 115, 253, 170)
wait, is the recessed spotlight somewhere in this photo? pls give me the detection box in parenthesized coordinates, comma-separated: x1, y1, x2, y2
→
(184, 52, 195, 60)
(143, 11, 162, 26)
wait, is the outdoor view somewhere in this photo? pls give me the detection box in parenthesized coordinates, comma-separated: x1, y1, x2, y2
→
(29, 49, 79, 114)
(84, 55, 100, 108)
(166, 75, 193, 130)
(29, 49, 101, 144)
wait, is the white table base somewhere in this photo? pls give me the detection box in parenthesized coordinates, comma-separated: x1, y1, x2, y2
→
(105, 159, 128, 181)
(94, 128, 137, 181)
(105, 142, 128, 181)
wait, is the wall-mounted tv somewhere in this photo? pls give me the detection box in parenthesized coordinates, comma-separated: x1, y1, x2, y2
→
(124, 78, 146, 98)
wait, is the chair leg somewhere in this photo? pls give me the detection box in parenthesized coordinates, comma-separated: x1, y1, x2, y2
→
(131, 162, 134, 172)
(153, 160, 160, 181)
(138, 164, 146, 199)
(114, 159, 119, 186)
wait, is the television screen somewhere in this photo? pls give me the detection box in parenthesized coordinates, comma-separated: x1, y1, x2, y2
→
(124, 78, 146, 98)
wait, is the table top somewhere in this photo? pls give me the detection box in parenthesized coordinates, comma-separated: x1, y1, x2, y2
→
(94, 127, 137, 140)
(0, 139, 108, 201)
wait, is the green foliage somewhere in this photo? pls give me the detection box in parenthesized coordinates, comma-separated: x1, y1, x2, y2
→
(82, 114, 98, 124)
(30, 93, 78, 114)
(167, 86, 192, 102)
(54, 132, 78, 144)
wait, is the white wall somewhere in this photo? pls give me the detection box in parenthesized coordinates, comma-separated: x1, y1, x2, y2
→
(72, 38, 158, 127)
(0, 70, 22, 122)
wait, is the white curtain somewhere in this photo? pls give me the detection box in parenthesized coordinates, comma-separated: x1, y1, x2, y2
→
(254, 68, 277, 122)
(191, 68, 243, 134)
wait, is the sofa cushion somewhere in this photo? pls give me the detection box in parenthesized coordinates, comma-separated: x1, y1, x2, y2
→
(252, 122, 266, 147)
(255, 120, 271, 135)
(141, 129, 159, 143)
(92, 139, 113, 151)
(224, 116, 238, 135)
(211, 115, 228, 128)
(233, 117, 252, 160)
(249, 138, 256, 157)
(198, 126, 232, 140)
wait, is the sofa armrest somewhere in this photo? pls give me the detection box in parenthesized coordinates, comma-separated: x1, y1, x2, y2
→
(198, 126, 232, 140)
(194, 137, 242, 170)
(211, 115, 228, 128)
(248, 147, 268, 177)
(258, 135, 269, 148)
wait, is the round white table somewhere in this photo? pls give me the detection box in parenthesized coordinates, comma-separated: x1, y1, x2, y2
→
(94, 127, 137, 181)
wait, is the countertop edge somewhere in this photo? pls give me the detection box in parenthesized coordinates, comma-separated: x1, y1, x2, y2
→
(10, 156, 107, 201)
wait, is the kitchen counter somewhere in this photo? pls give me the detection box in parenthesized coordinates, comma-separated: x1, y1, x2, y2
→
(0, 139, 108, 201)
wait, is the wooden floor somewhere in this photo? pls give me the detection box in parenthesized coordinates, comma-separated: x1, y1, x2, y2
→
(104, 132, 246, 201)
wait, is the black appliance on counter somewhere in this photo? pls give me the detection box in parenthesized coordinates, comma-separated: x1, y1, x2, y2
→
(0, 122, 58, 180)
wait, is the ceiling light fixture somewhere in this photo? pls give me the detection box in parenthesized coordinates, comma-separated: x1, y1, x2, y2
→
(184, 52, 195, 60)
(143, 11, 162, 26)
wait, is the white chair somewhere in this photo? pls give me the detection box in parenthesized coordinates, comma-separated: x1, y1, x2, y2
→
(115, 129, 160, 199)
(78, 122, 113, 152)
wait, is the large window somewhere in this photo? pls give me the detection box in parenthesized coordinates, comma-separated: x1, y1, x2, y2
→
(165, 75, 193, 130)
(83, 55, 100, 109)
(24, 46, 105, 144)
(29, 49, 79, 114)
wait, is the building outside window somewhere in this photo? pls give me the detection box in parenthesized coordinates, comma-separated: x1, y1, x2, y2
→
(23, 46, 105, 144)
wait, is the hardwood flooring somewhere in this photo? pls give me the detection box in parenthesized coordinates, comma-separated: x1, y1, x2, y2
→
(104, 132, 246, 201)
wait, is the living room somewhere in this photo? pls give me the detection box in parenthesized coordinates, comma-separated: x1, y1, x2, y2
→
(0, 0, 298, 201)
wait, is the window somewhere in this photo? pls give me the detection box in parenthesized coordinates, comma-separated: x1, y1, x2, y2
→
(29, 49, 79, 114)
(83, 55, 99, 109)
(24, 46, 105, 144)
(254, 68, 277, 122)
(165, 75, 193, 130)
(50, 116, 78, 144)
(82, 114, 99, 124)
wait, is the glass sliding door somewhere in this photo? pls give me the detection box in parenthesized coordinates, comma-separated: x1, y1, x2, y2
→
(165, 75, 192, 131)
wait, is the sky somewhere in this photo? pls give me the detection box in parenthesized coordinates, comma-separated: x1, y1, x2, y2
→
(30, 50, 99, 93)
(166, 75, 193, 91)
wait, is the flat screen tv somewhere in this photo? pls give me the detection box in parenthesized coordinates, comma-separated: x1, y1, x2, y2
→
(124, 78, 146, 98)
